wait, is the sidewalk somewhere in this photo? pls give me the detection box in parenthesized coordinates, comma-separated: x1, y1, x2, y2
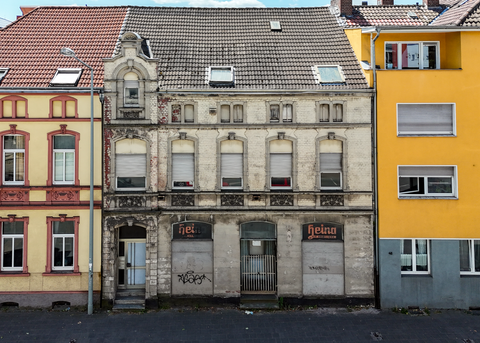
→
(0, 306, 478, 342)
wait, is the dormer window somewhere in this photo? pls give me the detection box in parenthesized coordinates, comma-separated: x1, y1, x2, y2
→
(50, 68, 82, 87)
(313, 65, 345, 84)
(0, 68, 8, 83)
(208, 66, 234, 87)
(124, 72, 139, 107)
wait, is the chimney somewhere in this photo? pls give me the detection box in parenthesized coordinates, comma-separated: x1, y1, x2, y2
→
(332, 0, 353, 16)
(423, 0, 439, 6)
(377, 0, 394, 5)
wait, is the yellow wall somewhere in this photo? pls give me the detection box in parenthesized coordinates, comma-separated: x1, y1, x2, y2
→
(0, 93, 103, 294)
(374, 31, 480, 239)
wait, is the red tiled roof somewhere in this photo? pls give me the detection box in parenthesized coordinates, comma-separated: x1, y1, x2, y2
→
(344, 5, 443, 27)
(463, 1, 480, 25)
(0, 6, 127, 88)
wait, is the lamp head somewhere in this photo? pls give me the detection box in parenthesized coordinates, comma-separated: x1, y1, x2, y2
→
(60, 47, 76, 57)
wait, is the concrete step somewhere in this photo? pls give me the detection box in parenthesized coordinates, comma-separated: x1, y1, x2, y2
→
(240, 294, 279, 310)
(114, 296, 145, 305)
(112, 303, 145, 311)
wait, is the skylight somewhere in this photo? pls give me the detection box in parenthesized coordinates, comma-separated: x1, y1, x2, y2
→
(208, 66, 234, 86)
(50, 68, 83, 87)
(313, 65, 346, 84)
(270, 21, 281, 31)
(0, 68, 8, 83)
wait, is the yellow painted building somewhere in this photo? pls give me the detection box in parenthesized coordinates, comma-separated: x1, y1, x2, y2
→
(0, 93, 103, 307)
(346, 27, 480, 309)
(0, 6, 127, 308)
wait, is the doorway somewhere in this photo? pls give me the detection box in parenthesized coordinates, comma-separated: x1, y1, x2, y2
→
(117, 226, 146, 289)
(240, 222, 277, 294)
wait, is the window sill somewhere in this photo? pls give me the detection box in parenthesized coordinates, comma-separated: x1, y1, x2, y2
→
(398, 134, 456, 137)
(460, 273, 480, 277)
(401, 273, 432, 277)
(0, 272, 30, 277)
(399, 196, 457, 200)
(42, 272, 81, 276)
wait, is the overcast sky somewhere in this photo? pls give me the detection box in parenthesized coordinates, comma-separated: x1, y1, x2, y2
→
(2, 0, 418, 24)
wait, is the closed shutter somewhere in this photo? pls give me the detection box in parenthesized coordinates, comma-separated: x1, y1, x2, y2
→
(320, 153, 342, 172)
(399, 166, 454, 176)
(221, 153, 242, 178)
(270, 153, 292, 177)
(116, 154, 146, 177)
(398, 104, 453, 134)
(172, 153, 194, 184)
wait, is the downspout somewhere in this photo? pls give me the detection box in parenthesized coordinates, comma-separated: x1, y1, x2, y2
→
(371, 28, 381, 309)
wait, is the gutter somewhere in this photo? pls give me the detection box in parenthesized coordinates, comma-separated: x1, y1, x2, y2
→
(0, 87, 104, 94)
(371, 27, 381, 309)
(159, 88, 375, 95)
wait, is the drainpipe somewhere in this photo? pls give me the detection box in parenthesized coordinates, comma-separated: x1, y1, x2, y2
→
(371, 28, 381, 309)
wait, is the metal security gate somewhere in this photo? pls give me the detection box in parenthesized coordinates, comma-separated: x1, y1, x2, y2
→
(241, 254, 276, 292)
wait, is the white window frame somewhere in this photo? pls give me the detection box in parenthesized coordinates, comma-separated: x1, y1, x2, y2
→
(398, 165, 457, 198)
(401, 239, 430, 275)
(460, 240, 480, 275)
(3, 135, 25, 185)
(312, 65, 346, 84)
(397, 103, 455, 136)
(53, 135, 75, 185)
(50, 68, 83, 86)
(208, 66, 234, 86)
(385, 41, 440, 70)
(124, 80, 139, 107)
(52, 222, 75, 271)
(0, 68, 9, 83)
(1, 222, 23, 272)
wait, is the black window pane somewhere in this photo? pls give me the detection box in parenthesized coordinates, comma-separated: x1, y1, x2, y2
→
(117, 177, 146, 188)
(53, 221, 75, 234)
(2, 222, 23, 234)
(54, 136, 75, 149)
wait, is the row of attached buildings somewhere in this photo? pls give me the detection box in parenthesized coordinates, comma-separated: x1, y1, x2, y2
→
(0, 1, 478, 310)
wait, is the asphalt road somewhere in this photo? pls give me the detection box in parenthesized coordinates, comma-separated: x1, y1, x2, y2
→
(0, 306, 478, 342)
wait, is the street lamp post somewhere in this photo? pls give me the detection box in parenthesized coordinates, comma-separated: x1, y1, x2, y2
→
(60, 47, 95, 315)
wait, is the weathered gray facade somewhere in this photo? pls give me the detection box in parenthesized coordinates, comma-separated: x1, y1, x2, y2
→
(102, 8, 374, 308)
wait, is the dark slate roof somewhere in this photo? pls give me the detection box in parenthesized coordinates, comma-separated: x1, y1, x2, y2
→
(0, 7, 128, 88)
(344, 5, 443, 27)
(432, 0, 480, 25)
(463, 2, 480, 25)
(123, 7, 368, 90)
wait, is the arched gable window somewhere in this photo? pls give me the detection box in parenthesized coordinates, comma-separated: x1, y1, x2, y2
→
(0, 96, 28, 118)
(49, 95, 78, 118)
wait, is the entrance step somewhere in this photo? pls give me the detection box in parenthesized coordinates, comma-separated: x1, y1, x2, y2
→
(113, 289, 145, 311)
(240, 294, 279, 310)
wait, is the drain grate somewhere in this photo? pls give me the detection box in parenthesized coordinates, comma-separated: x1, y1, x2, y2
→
(371, 332, 383, 341)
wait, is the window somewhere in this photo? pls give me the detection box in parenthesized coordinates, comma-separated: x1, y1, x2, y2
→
(1, 221, 24, 272)
(3, 135, 25, 185)
(398, 166, 456, 197)
(317, 102, 344, 123)
(397, 103, 455, 136)
(45, 216, 79, 274)
(208, 66, 234, 87)
(270, 140, 292, 189)
(50, 68, 82, 87)
(116, 139, 147, 190)
(170, 103, 195, 123)
(219, 103, 244, 123)
(0, 95, 28, 118)
(270, 21, 281, 31)
(49, 95, 78, 118)
(460, 240, 480, 274)
(269, 102, 295, 123)
(172, 140, 195, 189)
(313, 65, 345, 84)
(53, 135, 75, 184)
(0, 68, 8, 83)
(221, 140, 243, 189)
(401, 239, 429, 274)
(320, 140, 342, 190)
(124, 72, 139, 107)
(385, 42, 439, 70)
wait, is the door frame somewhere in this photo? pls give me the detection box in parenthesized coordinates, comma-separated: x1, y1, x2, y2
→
(117, 238, 146, 290)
